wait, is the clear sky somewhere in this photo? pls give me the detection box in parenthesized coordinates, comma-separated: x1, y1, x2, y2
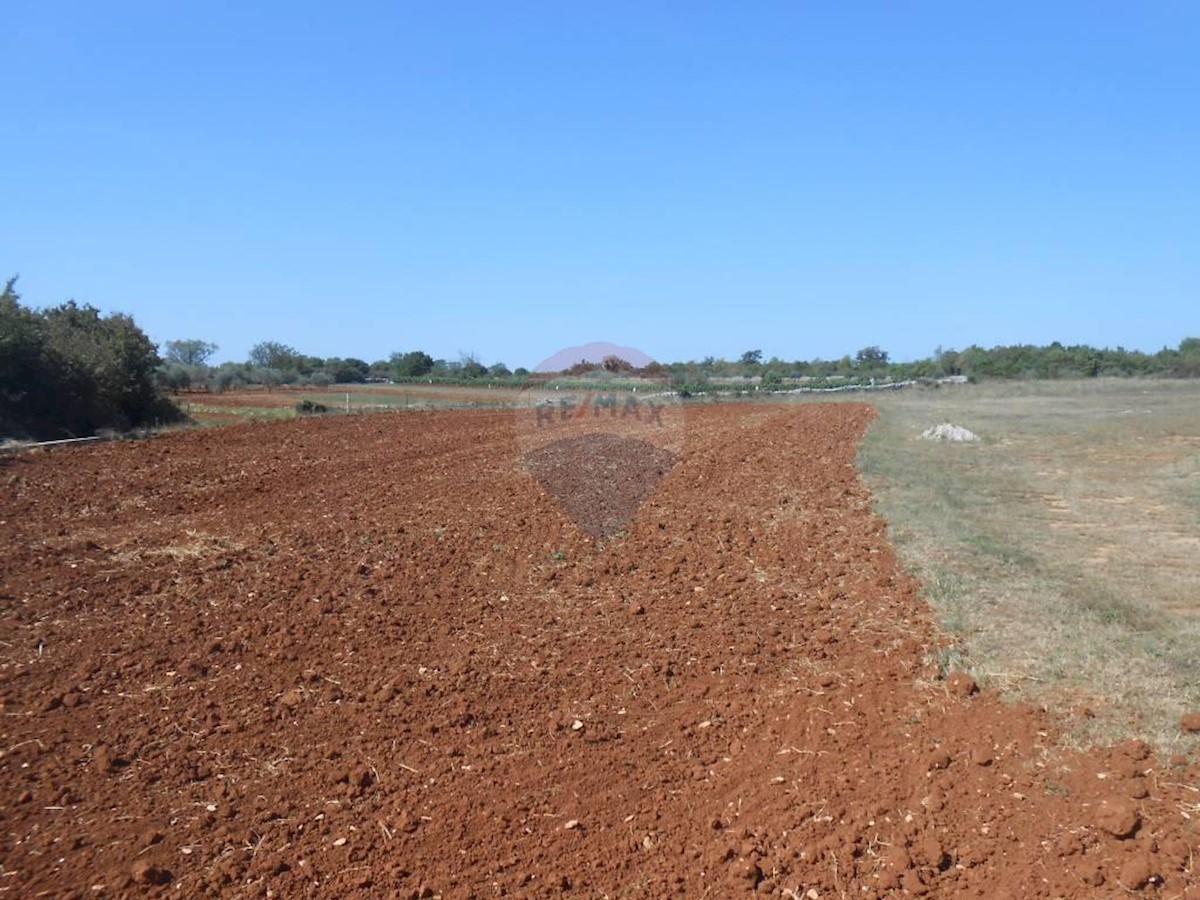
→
(4, 2, 1197, 368)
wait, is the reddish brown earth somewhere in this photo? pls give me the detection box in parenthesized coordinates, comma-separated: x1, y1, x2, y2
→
(1, 404, 1197, 898)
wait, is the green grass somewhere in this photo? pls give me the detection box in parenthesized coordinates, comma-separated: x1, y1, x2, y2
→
(854, 378, 1200, 752)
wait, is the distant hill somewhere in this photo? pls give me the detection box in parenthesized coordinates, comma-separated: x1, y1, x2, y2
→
(534, 341, 656, 373)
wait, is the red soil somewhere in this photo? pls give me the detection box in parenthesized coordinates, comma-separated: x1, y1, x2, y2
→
(1, 404, 1196, 898)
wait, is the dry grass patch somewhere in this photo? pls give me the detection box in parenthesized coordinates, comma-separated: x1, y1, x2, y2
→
(110, 530, 245, 564)
(855, 378, 1200, 752)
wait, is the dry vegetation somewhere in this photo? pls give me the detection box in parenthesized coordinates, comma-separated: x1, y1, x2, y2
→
(856, 378, 1200, 751)
(176, 383, 524, 425)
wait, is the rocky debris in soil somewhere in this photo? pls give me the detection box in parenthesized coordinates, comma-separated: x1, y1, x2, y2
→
(1119, 856, 1158, 890)
(1093, 799, 1141, 839)
(131, 860, 172, 886)
(92, 744, 117, 773)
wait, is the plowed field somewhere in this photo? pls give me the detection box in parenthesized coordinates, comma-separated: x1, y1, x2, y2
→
(1, 405, 1197, 898)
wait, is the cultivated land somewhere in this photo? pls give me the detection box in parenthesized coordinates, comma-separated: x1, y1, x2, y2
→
(858, 380, 1200, 751)
(1, 403, 1198, 897)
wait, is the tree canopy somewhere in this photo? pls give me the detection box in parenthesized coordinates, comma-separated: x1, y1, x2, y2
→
(164, 339, 218, 366)
(0, 278, 181, 439)
(248, 341, 302, 370)
(391, 350, 434, 377)
(855, 346, 890, 368)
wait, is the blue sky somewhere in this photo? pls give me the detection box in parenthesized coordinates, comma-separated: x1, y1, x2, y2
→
(4, 2, 1197, 368)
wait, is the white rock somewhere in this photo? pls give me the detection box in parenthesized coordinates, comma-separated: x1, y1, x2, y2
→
(919, 423, 979, 443)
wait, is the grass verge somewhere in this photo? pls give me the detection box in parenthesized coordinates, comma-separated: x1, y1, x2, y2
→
(856, 378, 1200, 752)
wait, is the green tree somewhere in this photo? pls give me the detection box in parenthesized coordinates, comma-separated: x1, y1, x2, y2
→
(1174, 338, 1200, 376)
(164, 339, 219, 366)
(460, 353, 487, 379)
(0, 278, 44, 390)
(210, 362, 248, 393)
(248, 341, 301, 370)
(0, 277, 52, 436)
(159, 364, 195, 392)
(855, 346, 889, 368)
(390, 350, 434, 377)
(41, 302, 170, 433)
(323, 357, 369, 383)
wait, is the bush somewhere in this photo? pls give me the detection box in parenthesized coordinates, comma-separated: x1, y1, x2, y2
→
(295, 399, 329, 415)
(1, 278, 183, 439)
(322, 358, 368, 383)
(159, 363, 207, 391)
(209, 365, 247, 393)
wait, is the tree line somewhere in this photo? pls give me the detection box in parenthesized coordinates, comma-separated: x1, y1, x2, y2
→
(159, 341, 533, 393)
(3, 273, 1198, 440)
(161, 336, 1200, 396)
(672, 341, 1200, 385)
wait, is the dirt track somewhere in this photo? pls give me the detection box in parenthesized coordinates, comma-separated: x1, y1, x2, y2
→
(1, 404, 1197, 897)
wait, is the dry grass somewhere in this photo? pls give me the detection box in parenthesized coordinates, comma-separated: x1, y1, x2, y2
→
(110, 530, 244, 564)
(179, 383, 524, 426)
(854, 378, 1200, 752)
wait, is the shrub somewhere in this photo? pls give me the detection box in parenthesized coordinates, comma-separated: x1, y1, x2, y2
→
(1, 278, 183, 439)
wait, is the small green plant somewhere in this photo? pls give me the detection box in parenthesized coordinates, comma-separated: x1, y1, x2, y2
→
(549, 549, 566, 562)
